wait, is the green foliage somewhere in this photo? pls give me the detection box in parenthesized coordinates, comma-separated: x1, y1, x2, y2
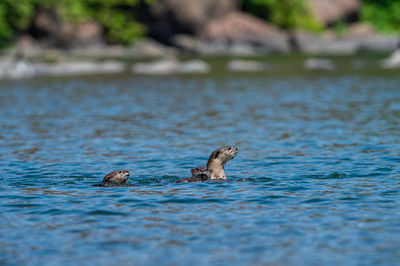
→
(362, 0, 400, 33)
(0, 0, 36, 48)
(332, 20, 349, 36)
(51, 0, 151, 44)
(240, 0, 323, 31)
(55, 0, 154, 44)
(0, 0, 152, 48)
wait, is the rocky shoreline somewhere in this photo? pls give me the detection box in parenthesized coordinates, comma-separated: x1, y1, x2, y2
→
(1, 0, 400, 80)
(1, 30, 400, 80)
(1, 48, 400, 80)
(10, 19, 400, 60)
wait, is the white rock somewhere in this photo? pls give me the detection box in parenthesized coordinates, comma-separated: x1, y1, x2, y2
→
(0, 58, 127, 79)
(0, 58, 35, 79)
(304, 58, 335, 70)
(381, 49, 400, 69)
(178, 60, 210, 73)
(33, 61, 125, 76)
(129, 38, 177, 58)
(227, 59, 267, 72)
(132, 59, 210, 74)
(132, 59, 179, 75)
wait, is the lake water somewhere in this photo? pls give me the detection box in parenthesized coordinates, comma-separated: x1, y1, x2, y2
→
(1, 57, 400, 265)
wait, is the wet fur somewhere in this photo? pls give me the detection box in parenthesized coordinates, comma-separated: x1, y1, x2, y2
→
(177, 146, 238, 183)
(206, 146, 238, 180)
(93, 170, 130, 187)
(177, 166, 213, 183)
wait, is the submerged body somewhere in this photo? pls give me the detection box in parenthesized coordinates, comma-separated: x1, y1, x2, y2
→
(93, 170, 130, 187)
(177, 146, 238, 183)
(176, 166, 213, 183)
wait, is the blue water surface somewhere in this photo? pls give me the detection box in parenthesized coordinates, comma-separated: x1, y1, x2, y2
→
(1, 62, 400, 265)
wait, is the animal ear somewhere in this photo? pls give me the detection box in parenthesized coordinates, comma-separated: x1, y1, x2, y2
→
(213, 151, 220, 159)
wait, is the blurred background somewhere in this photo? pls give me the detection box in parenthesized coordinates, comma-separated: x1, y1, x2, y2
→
(1, 0, 400, 77)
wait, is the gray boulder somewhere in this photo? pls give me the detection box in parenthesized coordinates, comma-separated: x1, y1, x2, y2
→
(16, 35, 43, 58)
(292, 31, 358, 54)
(202, 12, 289, 53)
(132, 58, 210, 75)
(178, 60, 210, 73)
(304, 58, 335, 70)
(172, 35, 207, 54)
(33, 61, 126, 77)
(133, 59, 179, 75)
(381, 49, 400, 69)
(145, 0, 236, 42)
(129, 38, 178, 58)
(292, 30, 399, 54)
(227, 60, 267, 72)
(355, 35, 399, 53)
(307, 0, 360, 26)
(0, 57, 35, 79)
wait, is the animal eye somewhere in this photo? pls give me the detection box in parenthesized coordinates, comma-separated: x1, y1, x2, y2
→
(118, 171, 122, 174)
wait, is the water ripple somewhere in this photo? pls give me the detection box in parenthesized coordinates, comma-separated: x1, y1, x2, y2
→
(1, 70, 400, 265)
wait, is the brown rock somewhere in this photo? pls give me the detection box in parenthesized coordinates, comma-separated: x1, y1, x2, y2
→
(307, 0, 360, 25)
(145, 0, 236, 42)
(346, 22, 376, 37)
(16, 35, 43, 57)
(202, 12, 289, 52)
(292, 31, 358, 54)
(61, 21, 104, 47)
(30, 8, 60, 38)
(292, 30, 399, 54)
(30, 8, 104, 48)
(74, 21, 103, 46)
(129, 38, 178, 57)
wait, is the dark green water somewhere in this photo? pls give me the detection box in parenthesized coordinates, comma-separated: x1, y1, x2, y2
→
(1, 59, 400, 265)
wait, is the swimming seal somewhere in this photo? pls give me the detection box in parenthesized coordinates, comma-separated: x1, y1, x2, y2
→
(176, 166, 213, 183)
(177, 146, 238, 183)
(206, 146, 238, 180)
(93, 170, 130, 187)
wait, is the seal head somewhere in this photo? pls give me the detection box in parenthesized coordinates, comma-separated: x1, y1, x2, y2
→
(206, 146, 238, 180)
(176, 146, 238, 183)
(176, 166, 212, 183)
(95, 170, 130, 186)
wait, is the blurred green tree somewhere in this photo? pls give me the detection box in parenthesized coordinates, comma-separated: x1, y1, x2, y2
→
(0, 0, 152, 48)
(54, 0, 151, 44)
(0, 0, 35, 48)
(362, 0, 400, 33)
(240, 0, 323, 31)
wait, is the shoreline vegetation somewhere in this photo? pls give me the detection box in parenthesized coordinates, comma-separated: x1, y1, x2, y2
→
(1, 0, 400, 79)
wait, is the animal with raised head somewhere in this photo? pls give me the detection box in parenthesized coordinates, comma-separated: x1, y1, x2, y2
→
(177, 146, 238, 183)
